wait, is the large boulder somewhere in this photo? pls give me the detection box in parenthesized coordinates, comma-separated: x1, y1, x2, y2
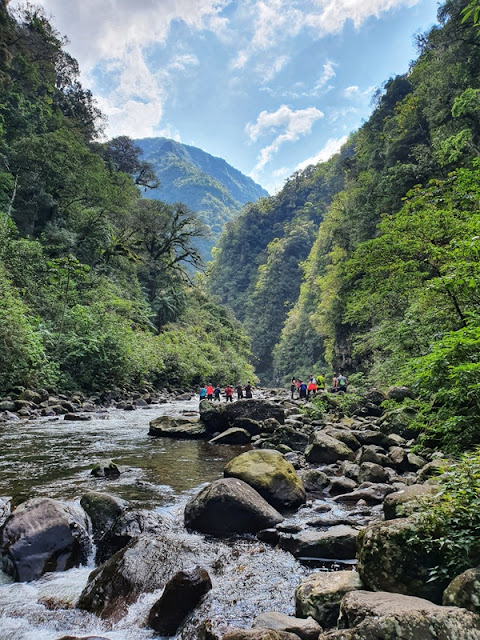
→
(224, 449, 306, 511)
(184, 478, 283, 535)
(209, 427, 251, 445)
(262, 426, 309, 452)
(200, 399, 285, 435)
(279, 526, 360, 560)
(295, 571, 364, 628)
(200, 400, 229, 433)
(336, 590, 480, 639)
(147, 566, 212, 635)
(0, 498, 90, 582)
(443, 568, 480, 613)
(383, 484, 437, 520)
(305, 433, 355, 464)
(149, 416, 206, 439)
(78, 535, 186, 620)
(253, 611, 322, 640)
(378, 406, 420, 439)
(357, 518, 446, 603)
(358, 462, 388, 484)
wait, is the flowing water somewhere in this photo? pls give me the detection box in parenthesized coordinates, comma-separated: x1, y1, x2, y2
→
(0, 398, 330, 640)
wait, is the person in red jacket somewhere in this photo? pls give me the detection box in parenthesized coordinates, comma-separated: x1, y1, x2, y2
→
(225, 385, 233, 402)
(206, 384, 214, 401)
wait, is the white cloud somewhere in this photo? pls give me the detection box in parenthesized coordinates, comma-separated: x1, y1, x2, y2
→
(246, 105, 324, 177)
(294, 135, 348, 172)
(168, 54, 200, 72)
(314, 59, 336, 91)
(344, 84, 376, 100)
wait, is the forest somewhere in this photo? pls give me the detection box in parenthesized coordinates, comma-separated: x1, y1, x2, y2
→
(0, 2, 255, 394)
(209, 0, 480, 453)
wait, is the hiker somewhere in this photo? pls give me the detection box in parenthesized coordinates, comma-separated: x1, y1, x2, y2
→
(299, 380, 307, 399)
(245, 381, 253, 399)
(206, 384, 214, 400)
(225, 384, 233, 402)
(337, 373, 348, 393)
(290, 377, 296, 399)
(214, 385, 221, 401)
(307, 376, 317, 399)
(199, 385, 207, 400)
(317, 372, 325, 390)
(236, 383, 243, 400)
(331, 374, 338, 392)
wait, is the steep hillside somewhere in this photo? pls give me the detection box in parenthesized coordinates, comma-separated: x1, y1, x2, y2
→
(135, 137, 268, 260)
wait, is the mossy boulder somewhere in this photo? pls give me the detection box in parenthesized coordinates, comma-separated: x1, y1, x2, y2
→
(378, 406, 420, 439)
(357, 518, 446, 603)
(80, 492, 123, 544)
(224, 449, 306, 510)
(443, 568, 480, 613)
(383, 484, 437, 520)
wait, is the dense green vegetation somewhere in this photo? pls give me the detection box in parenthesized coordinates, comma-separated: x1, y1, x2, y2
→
(134, 137, 268, 262)
(0, 3, 255, 394)
(209, 0, 480, 453)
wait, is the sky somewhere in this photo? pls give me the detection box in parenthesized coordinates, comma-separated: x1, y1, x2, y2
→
(10, 0, 440, 193)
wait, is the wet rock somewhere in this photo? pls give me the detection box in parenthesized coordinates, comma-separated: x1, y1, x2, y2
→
(295, 571, 364, 628)
(149, 416, 206, 439)
(339, 462, 360, 482)
(184, 477, 283, 535)
(64, 413, 92, 421)
(336, 590, 480, 639)
(147, 566, 212, 635)
(383, 484, 437, 520)
(49, 404, 69, 415)
(388, 446, 408, 470)
(332, 483, 395, 505)
(95, 509, 167, 564)
(209, 427, 251, 444)
(357, 517, 446, 603)
(358, 462, 388, 484)
(80, 492, 123, 545)
(263, 418, 282, 433)
(443, 568, 480, 613)
(350, 430, 390, 448)
(0, 410, 20, 421)
(223, 629, 299, 640)
(284, 451, 306, 470)
(305, 433, 355, 464)
(252, 611, 322, 640)
(56, 636, 111, 640)
(263, 426, 309, 452)
(78, 536, 187, 620)
(226, 399, 285, 426)
(279, 525, 360, 560)
(0, 497, 90, 582)
(329, 477, 357, 496)
(406, 452, 426, 470)
(90, 460, 121, 478)
(19, 390, 42, 404)
(301, 469, 330, 492)
(0, 400, 16, 412)
(224, 449, 306, 511)
(200, 400, 229, 433)
(175, 393, 193, 401)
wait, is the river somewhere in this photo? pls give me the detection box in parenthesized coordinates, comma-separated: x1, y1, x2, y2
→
(0, 397, 323, 640)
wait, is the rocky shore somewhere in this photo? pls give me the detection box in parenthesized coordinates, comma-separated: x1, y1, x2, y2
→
(1, 386, 479, 639)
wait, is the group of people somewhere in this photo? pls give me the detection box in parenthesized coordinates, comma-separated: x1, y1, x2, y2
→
(290, 372, 348, 399)
(199, 382, 254, 402)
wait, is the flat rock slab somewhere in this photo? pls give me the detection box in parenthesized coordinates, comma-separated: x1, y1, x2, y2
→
(149, 416, 206, 439)
(280, 525, 360, 560)
(253, 611, 322, 640)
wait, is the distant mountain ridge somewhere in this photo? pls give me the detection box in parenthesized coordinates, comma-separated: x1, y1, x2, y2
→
(134, 137, 268, 259)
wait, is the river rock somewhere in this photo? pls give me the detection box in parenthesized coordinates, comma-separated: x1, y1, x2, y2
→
(252, 611, 322, 640)
(279, 525, 359, 560)
(301, 469, 330, 492)
(224, 449, 306, 510)
(263, 426, 309, 452)
(443, 567, 480, 613)
(0, 400, 16, 412)
(0, 497, 90, 582)
(19, 389, 42, 404)
(209, 427, 251, 444)
(378, 406, 419, 439)
(95, 509, 167, 564)
(324, 430, 361, 452)
(332, 483, 395, 504)
(199, 400, 229, 433)
(225, 399, 285, 426)
(78, 535, 190, 620)
(223, 630, 300, 640)
(64, 413, 92, 421)
(350, 430, 390, 448)
(149, 416, 206, 439)
(295, 571, 364, 628)
(383, 484, 437, 520)
(358, 462, 388, 484)
(418, 458, 448, 481)
(387, 385, 414, 401)
(339, 462, 360, 482)
(358, 445, 390, 467)
(337, 590, 480, 639)
(90, 460, 120, 478)
(184, 478, 283, 535)
(305, 433, 355, 464)
(147, 566, 212, 635)
(329, 477, 357, 496)
(233, 417, 263, 435)
(80, 492, 123, 545)
(357, 517, 445, 602)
